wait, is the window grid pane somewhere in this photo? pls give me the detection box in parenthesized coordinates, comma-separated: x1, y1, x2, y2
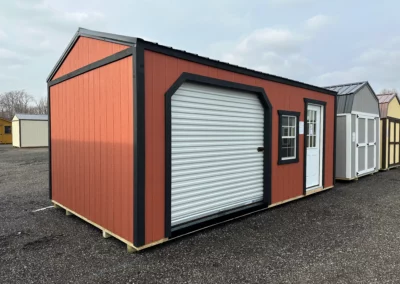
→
(281, 115, 297, 160)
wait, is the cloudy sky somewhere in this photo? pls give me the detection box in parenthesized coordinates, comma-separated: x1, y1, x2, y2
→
(1, 0, 400, 101)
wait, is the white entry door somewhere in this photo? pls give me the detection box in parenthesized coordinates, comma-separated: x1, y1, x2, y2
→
(306, 104, 323, 189)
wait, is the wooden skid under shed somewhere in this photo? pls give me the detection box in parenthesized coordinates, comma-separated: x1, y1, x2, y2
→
(52, 200, 168, 252)
(52, 185, 334, 252)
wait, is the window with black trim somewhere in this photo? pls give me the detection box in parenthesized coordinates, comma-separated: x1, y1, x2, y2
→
(278, 110, 300, 164)
(4, 126, 11, 134)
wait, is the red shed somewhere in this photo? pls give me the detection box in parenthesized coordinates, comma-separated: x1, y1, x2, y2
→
(47, 28, 337, 251)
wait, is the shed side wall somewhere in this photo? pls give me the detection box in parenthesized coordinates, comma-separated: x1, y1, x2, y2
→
(335, 116, 347, 179)
(20, 120, 48, 147)
(143, 50, 335, 245)
(387, 98, 400, 118)
(53, 37, 130, 80)
(50, 56, 134, 243)
(352, 85, 380, 115)
(12, 120, 19, 147)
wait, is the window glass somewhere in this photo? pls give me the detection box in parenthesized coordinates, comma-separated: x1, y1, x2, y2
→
(281, 115, 296, 160)
(4, 126, 11, 134)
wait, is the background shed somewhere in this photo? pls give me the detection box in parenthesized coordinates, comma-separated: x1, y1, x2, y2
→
(377, 93, 400, 169)
(0, 118, 12, 144)
(12, 114, 48, 148)
(325, 82, 380, 180)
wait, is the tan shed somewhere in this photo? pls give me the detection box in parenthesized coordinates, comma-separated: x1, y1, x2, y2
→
(377, 94, 400, 169)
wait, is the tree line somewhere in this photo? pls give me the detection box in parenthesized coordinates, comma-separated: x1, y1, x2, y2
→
(0, 90, 48, 121)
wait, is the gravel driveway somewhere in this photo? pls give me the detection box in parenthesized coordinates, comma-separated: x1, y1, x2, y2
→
(0, 144, 399, 283)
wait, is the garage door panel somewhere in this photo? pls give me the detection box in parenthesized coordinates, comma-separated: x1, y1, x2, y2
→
(171, 82, 264, 227)
(173, 156, 262, 170)
(172, 118, 262, 128)
(172, 101, 263, 116)
(172, 174, 264, 196)
(172, 152, 261, 165)
(172, 194, 264, 226)
(177, 86, 262, 104)
(172, 179, 262, 200)
(172, 159, 263, 177)
(172, 165, 262, 183)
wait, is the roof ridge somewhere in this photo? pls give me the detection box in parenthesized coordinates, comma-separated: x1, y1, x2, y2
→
(324, 81, 367, 88)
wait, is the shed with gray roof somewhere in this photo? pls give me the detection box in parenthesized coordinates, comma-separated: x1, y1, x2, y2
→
(325, 81, 380, 180)
(12, 114, 48, 148)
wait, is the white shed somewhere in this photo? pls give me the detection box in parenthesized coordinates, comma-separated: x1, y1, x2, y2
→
(12, 114, 48, 148)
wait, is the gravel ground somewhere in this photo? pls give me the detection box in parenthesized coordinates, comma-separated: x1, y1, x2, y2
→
(0, 144, 400, 283)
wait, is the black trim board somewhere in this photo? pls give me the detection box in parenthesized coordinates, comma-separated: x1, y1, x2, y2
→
(48, 84, 52, 199)
(164, 72, 273, 239)
(49, 48, 133, 87)
(47, 28, 135, 82)
(277, 110, 300, 165)
(382, 118, 387, 169)
(133, 44, 146, 247)
(333, 94, 337, 185)
(387, 117, 400, 168)
(303, 99, 327, 195)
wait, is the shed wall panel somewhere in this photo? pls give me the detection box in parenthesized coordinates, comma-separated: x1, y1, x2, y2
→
(352, 85, 380, 115)
(335, 116, 347, 178)
(50, 56, 134, 243)
(143, 50, 335, 245)
(20, 120, 48, 147)
(53, 37, 130, 80)
(387, 98, 400, 118)
(12, 120, 19, 147)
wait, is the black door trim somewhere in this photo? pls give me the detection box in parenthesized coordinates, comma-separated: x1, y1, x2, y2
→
(303, 99, 327, 194)
(387, 117, 400, 168)
(164, 72, 272, 238)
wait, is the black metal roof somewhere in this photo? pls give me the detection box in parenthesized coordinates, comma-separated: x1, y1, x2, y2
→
(47, 28, 337, 96)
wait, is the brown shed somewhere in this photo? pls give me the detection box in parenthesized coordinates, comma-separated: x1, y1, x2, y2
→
(47, 28, 337, 251)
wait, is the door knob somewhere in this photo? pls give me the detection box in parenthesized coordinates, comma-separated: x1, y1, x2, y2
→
(257, 147, 264, 152)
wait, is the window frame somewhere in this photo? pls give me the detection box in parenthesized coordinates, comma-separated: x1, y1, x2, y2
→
(4, 126, 11, 134)
(278, 110, 300, 165)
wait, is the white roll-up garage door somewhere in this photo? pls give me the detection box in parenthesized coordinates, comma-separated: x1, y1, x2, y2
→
(171, 82, 265, 227)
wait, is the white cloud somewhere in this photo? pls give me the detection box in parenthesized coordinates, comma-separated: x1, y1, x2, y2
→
(0, 29, 6, 40)
(313, 41, 400, 91)
(305, 15, 331, 31)
(210, 18, 326, 81)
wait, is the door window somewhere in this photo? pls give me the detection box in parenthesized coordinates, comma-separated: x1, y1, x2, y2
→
(307, 110, 317, 148)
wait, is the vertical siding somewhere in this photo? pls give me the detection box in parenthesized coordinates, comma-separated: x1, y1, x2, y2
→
(143, 50, 335, 245)
(53, 37, 129, 80)
(50, 56, 134, 243)
(20, 120, 48, 147)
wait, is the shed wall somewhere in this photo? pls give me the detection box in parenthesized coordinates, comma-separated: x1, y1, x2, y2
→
(0, 119, 12, 144)
(387, 98, 400, 118)
(12, 120, 20, 147)
(20, 120, 48, 147)
(352, 85, 380, 115)
(335, 116, 347, 178)
(143, 50, 335, 245)
(53, 37, 129, 80)
(50, 56, 134, 243)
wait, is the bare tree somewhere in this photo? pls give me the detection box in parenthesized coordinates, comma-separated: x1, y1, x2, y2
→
(0, 90, 35, 120)
(380, 88, 398, 95)
(33, 97, 48, 115)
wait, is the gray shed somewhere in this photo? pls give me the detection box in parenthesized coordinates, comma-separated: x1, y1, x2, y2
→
(325, 82, 380, 180)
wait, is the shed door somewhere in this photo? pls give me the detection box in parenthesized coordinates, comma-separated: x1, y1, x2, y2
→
(388, 119, 400, 167)
(170, 82, 264, 227)
(306, 104, 323, 189)
(356, 115, 376, 175)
